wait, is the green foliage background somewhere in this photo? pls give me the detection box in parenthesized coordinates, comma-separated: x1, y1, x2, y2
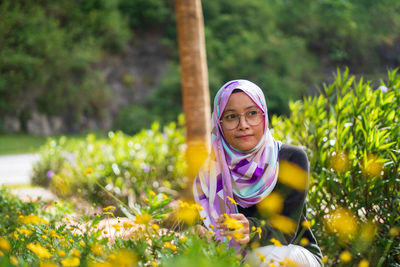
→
(1, 0, 400, 133)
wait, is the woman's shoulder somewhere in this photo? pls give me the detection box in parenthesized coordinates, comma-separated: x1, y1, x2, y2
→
(278, 143, 309, 171)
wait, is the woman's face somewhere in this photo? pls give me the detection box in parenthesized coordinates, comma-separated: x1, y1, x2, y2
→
(221, 92, 265, 151)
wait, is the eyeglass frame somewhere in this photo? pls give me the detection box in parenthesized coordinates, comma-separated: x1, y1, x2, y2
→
(219, 110, 265, 130)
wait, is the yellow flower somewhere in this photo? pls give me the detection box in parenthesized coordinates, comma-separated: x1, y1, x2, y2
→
(330, 151, 350, 173)
(227, 196, 238, 205)
(174, 201, 201, 226)
(91, 244, 103, 256)
(339, 251, 352, 262)
(256, 192, 284, 216)
(106, 249, 137, 266)
(135, 213, 152, 225)
(10, 256, 18, 265)
(322, 256, 328, 264)
(42, 235, 47, 239)
(61, 257, 80, 267)
(362, 154, 384, 177)
(209, 224, 214, 229)
(223, 214, 243, 230)
(270, 238, 282, 247)
(250, 241, 260, 250)
(0, 237, 11, 251)
(255, 227, 262, 239)
(103, 212, 114, 216)
(112, 224, 121, 232)
(151, 224, 160, 231)
(123, 222, 134, 228)
(79, 241, 85, 247)
(58, 250, 66, 257)
(72, 249, 80, 258)
(149, 191, 156, 197)
(151, 261, 159, 266)
(208, 230, 216, 235)
(232, 231, 244, 240)
(179, 236, 188, 243)
(270, 215, 296, 234)
(256, 252, 266, 263)
(27, 243, 52, 258)
(326, 207, 358, 240)
(300, 237, 309, 246)
(19, 215, 49, 225)
(85, 168, 94, 175)
(358, 259, 369, 267)
(103, 206, 116, 211)
(301, 220, 312, 229)
(278, 160, 308, 190)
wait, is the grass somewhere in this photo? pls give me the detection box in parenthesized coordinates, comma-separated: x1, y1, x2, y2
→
(0, 131, 108, 155)
(0, 134, 48, 155)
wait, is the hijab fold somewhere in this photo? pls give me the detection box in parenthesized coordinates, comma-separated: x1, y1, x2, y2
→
(193, 80, 281, 241)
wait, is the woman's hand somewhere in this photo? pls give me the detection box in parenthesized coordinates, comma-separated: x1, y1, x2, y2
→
(215, 213, 250, 245)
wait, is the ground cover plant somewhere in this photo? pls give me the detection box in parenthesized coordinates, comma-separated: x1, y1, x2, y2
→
(31, 118, 186, 209)
(11, 69, 400, 266)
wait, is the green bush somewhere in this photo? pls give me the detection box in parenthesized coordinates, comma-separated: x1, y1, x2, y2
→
(32, 117, 187, 208)
(272, 68, 400, 266)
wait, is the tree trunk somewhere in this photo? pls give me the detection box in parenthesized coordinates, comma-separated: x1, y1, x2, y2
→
(175, 0, 211, 182)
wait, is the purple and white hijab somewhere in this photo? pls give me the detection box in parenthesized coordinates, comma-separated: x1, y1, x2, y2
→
(193, 79, 281, 240)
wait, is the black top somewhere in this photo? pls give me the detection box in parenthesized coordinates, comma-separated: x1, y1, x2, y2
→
(237, 144, 323, 264)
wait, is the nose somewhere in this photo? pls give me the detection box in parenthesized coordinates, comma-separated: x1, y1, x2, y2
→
(237, 115, 250, 130)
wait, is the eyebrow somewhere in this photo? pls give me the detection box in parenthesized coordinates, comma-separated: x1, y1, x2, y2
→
(223, 105, 258, 113)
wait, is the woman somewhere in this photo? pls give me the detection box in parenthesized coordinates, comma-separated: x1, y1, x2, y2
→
(193, 80, 323, 266)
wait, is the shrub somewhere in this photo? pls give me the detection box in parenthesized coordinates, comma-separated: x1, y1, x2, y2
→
(32, 117, 187, 208)
(272, 68, 400, 266)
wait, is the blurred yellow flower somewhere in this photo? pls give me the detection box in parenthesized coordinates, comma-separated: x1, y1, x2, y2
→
(174, 201, 201, 225)
(151, 224, 160, 231)
(256, 252, 266, 263)
(72, 249, 80, 258)
(330, 151, 350, 173)
(123, 222, 134, 228)
(270, 215, 296, 234)
(91, 243, 104, 256)
(85, 168, 94, 175)
(322, 256, 328, 264)
(227, 196, 238, 205)
(255, 227, 262, 239)
(79, 241, 85, 247)
(179, 236, 188, 243)
(58, 250, 66, 257)
(326, 207, 358, 240)
(10, 256, 18, 265)
(208, 230, 216, 235)
(103, 206, 116, 211)
(300, 237, 309, 246)
(19, 215, 49, 225)
(151, 261, 158, 267)
(135, 213, 152, 225)
(359, 222, 377, 244)
(339, 251, 352, 262)
(270, 238, 282, 247)
(362, 154, 384, 177)
(390, 227, 399, 237)
(112, 224, 121, 232)
(250, 241, 260, 250)
(103, 212, 114, 216)
(223, 214, 243, 230)
(61, 257, 80, 267)
(358, 259, 369, 267)
(40, 262, 58, 267)
(232, 231, 244, 240)
(186, 141, 208, 178)
(256, 192, 284, 216)
(301, 220, 312, 229)
(278, 160, 308, 191)
(27, 243, 52, 259)
(0, 237, 11, 252)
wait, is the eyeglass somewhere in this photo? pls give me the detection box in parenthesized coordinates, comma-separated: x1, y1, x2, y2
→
(220, 110, 264, 130)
